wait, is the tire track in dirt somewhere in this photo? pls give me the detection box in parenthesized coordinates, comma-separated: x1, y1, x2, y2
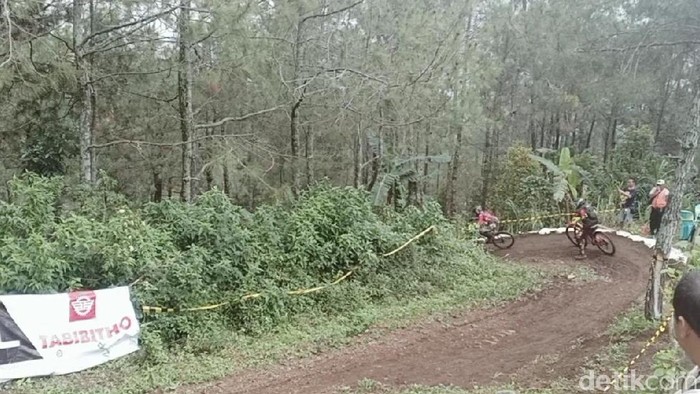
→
(180, 233, 651, 394)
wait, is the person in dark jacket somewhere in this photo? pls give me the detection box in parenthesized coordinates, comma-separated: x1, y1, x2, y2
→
(618, 178, 638, 228)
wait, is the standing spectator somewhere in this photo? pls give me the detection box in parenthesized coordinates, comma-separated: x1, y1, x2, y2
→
(618, 178, 638, 229)
(672, 270, 700, 393)
(649, 179, 670, 236)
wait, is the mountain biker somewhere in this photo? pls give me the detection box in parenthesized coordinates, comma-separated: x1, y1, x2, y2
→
(573, 198, 599, 259)
(475, 206, 499, 238)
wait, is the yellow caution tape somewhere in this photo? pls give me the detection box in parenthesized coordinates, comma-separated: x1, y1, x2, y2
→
(603, 315, 672, 392)
(382, 225, 436, 257)
(142, 226, 435, 315)
(499, 209, 616, 224)
(142, 271, 354, 315)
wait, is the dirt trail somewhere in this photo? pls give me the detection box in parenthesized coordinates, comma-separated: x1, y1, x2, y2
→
(182, 233, 651, 394)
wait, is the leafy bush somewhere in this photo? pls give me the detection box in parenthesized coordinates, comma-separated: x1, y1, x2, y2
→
(0, 174, 538, 365)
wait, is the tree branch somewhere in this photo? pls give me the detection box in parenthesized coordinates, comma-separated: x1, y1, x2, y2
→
(91, 67, 173, 84)
(580, 40, 700, 53)
(48, 31, 73, 51)
(83, 37, 177, 57)
(0, 0, 13, 68)
(90, 133, 254, 149)
(317, 67, 388, 85)
(79, 5, 179, 48)
(194, 106, 284, 130)
(190, 28, 217, 47)
(122, 89, 178, 105)
(249, 35, 294, 45)
(301, 0, 364, 24)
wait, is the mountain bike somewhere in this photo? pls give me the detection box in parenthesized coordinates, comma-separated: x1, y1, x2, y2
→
(480, 223, 515, 249)
(566, 216, 616, 256)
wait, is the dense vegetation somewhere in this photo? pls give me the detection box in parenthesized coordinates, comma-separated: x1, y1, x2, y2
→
(2, 0, 700, 391)
(0, 175, 538, 365)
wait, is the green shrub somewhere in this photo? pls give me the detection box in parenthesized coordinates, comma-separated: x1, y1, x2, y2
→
(0, 174, 537, 363)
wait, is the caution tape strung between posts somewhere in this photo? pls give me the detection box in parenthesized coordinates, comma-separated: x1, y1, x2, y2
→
(142, 226, 436, 315)
(141, 271, 355, 314)
(602, 315, 673, 392)
(499, 209, 617, 225)
(142, 211, 615, 314)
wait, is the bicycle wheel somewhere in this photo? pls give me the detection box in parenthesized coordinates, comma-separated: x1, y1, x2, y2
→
(492, 231, 515, 249)
(566, 225, 582, 246)
(594, 232, 616, 256)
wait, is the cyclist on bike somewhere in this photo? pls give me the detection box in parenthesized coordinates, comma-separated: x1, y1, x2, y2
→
(475, 205, 499, 239)
(573, 198, 599, 259)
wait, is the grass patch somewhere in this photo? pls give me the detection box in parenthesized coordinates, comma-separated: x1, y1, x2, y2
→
(5, 259, 545, 394)
(342, 379, 569, 394)
(606, 306, 657, 342)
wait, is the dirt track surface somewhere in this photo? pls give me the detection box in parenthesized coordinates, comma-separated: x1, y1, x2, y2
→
(181, 233, 652, 394)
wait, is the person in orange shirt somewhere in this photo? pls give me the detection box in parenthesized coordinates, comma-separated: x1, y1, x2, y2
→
(649, 179, 670, 236)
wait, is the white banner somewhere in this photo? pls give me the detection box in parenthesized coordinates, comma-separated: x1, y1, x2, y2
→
(0, 286, 140, 383)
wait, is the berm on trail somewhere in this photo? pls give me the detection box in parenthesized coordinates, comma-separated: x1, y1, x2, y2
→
(179, 233, 653, 394)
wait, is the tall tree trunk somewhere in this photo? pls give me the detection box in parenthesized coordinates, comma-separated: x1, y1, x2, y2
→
(361, 136, 370, 186)
(548, 113, 556, 149)
(89, 79, 97, 182)
(408, 177, 418, 207)
(367, 108, 383, 192)
(220, 124, 231, 197)
(645, 97, 700, 320)
(305, 125, 314, 187)
(529, 118, 536, 150)
(655, 79, 671, 142)
(153, 170, 163, 202)
(603, 116, 611, 164)
(223, 159, 230, 197)
(480, 127, 492, 207)
(205, 161, 214, 191)
(247, 150, 255, 210)
(353, 122, 362, 188)
(178, 0, 194, 203)
(167, 177, 175, 199)
(289, 8, 306, 198)
(446, 125, 463, 217)
(585, 116, 596, 150)
(422, 123, 430, 196)
(570, 112, 577, 150)
(610, 118, 618, 152)
(539, 113, 547, 148)
(290, 99, 303, 197)
(74, 0, 95, 184)
(554, 112, 561, 150)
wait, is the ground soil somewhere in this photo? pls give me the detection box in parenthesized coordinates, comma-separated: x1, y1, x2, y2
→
(178, 233, 653, 394)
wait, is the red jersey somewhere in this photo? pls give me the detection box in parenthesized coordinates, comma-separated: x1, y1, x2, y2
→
(478, 211, 498, 225)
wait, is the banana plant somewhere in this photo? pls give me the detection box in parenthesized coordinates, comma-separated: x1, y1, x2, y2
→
(371, 155, 451, 206)
(529, 147, 590, 202)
